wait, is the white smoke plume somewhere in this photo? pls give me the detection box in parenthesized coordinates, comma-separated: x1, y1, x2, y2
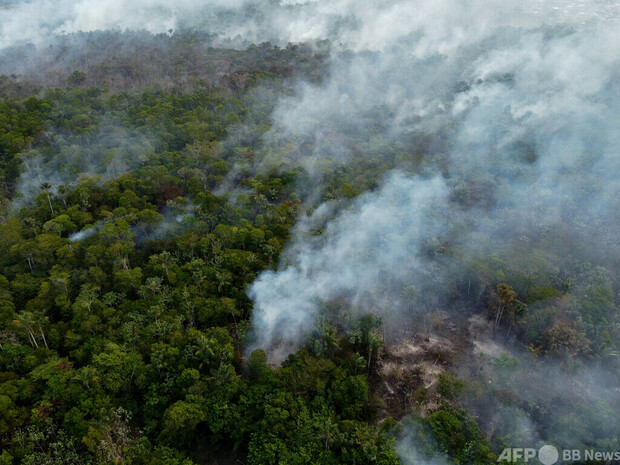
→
(244, 0, 620, 452)
(2, 0, 620, 456)
(68, 224, 98, 242)
(249, 173, 451, 361)
(2, 0, 617, 51)
(396, 420, 452, 465)
(248, 0, 620, 360)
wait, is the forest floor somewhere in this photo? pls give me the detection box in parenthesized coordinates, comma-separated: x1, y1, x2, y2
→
(374, 311, 499, 421)
(375, 332, 456, 420)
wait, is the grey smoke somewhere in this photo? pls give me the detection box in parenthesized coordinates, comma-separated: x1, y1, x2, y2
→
(396, 420, 452, 465)
(243, 0, 620, 454)
(144, 207, 195, 241)
(68, 225, 97, 242)
(249, 173, 451, 361)
(248, 0, 620, 359)
(0, 0, 243, 49)
(2, 0, 619, 456)
(2, 0, 617, 52)
(12, 118, 155, 210)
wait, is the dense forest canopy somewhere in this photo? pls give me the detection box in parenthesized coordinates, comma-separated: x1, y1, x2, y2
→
(0, 1, 619, 464)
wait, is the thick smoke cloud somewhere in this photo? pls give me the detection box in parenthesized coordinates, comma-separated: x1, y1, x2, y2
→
(244, 0, 620, 453)
(249, 173, 451, 361)
(248, 0, 620, 355)
(0, 0, 243, 49)
(3, 0, 617, 51)
(2, 0, 619, 456)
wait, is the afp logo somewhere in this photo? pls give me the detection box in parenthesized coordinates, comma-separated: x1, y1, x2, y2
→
(497, 445, 559, 465)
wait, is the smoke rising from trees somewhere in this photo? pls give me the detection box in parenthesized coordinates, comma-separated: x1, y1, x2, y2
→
(2, 0, 619, 459)
(240, 0, 620, 453)
(248, 0, 620, 362)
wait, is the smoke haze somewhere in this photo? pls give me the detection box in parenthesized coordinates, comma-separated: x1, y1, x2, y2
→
(2, 1, 618, 50)
(2, 0, 620, 458)
(238, 0, 620, 454)
(248, 0, 620, 357)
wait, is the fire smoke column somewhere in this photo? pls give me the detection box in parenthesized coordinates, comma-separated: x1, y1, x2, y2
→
(247, 174, 450, 363)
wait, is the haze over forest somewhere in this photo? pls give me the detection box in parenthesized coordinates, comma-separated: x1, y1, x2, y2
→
(0, 1, 619, 464)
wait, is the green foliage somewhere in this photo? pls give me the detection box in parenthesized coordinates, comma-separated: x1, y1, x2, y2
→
(426, 405, 496, 464)
(437, 372, 466, 401)
(0, 63, 393, 460)
(1, 28, 619, 465)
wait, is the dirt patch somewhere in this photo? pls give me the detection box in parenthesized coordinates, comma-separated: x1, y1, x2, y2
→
(375, 333, 457, 420)
(373, 311, 508, 422)
(468, 314, 503, 357)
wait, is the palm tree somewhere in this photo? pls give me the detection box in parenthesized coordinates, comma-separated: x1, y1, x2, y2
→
(352, 353, 366, 375)
(321, 417, 338, 450)
(57, 184, 69, 209)
(40, 182, 54, 214)
(367, 330, 383, 370)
